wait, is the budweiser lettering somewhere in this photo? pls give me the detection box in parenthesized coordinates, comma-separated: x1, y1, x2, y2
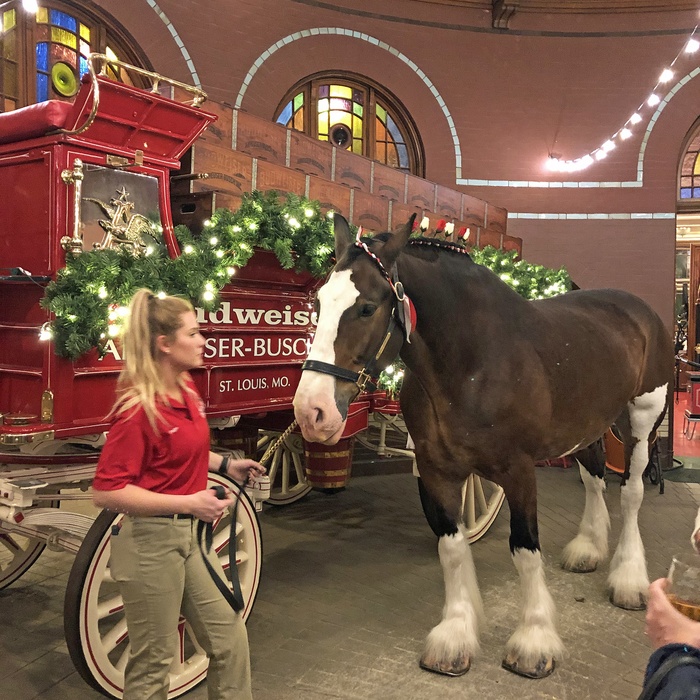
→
(100, 301, 314, 363)
(196, 303, 313, 327)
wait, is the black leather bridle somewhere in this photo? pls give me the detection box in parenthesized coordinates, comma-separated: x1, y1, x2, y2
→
(301, 238, 411, 394)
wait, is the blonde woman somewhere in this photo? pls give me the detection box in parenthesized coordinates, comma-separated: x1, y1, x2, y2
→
(92, 289, 264, 700)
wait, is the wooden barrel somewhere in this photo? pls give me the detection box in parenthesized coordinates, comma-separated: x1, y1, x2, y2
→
(304, 437, 355, 491)
(214, 425, 259, 458)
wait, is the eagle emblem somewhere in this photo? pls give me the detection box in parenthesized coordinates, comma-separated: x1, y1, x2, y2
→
(84, 187, 157, 254)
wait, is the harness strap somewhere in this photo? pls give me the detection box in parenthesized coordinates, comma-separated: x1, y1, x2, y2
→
(302, 359, 369, 385)
(302, 311, 401, 392)
(196, 484, 244, 613)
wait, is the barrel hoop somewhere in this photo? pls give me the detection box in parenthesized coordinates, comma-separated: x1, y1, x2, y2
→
(304, 450, 352, 458)
(306, 469, 350, 477)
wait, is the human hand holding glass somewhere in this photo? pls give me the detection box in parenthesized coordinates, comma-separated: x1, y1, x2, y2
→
(667, 554, 700, 621)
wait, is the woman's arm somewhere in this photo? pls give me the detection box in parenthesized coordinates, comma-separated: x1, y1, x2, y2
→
(93, 483, 233, 522)
(208, 451, 266, 484)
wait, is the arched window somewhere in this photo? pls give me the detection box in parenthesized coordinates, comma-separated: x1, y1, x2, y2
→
(680, 130, 700, 201)
(0, 0, 149, 113)
(275, 73, 425, 177)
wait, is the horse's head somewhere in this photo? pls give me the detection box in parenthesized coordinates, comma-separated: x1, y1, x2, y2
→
(293, 214, 414, 444)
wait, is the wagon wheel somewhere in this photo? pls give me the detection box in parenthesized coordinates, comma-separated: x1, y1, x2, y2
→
(0, 500, 59, 589)
(418, 475, 505, 544)
(257, 430, 312, 506)
(64, 475, 262, 699)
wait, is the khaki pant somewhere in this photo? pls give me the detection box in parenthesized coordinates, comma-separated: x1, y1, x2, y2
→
(111, 516, 252, 700)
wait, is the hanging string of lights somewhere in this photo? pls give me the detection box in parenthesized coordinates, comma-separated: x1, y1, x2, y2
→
(546, 23, 700, 173)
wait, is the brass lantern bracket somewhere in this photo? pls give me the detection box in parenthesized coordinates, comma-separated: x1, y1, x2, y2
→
(60, 159, 85, 254)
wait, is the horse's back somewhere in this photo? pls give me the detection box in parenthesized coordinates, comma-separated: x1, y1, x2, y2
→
(532, 287, 673, 402)
(538, 288, 661, 327)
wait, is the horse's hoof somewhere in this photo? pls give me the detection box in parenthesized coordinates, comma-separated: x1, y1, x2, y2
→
(502, 653, 555, 679)
(419, 654, 471, 677)
(609, 591, 646, 611)
(563, 560, 597, 573)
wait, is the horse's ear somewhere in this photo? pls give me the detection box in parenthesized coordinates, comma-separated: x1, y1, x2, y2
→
(378, 214, 415, 266)
(333, 213, 354, 260)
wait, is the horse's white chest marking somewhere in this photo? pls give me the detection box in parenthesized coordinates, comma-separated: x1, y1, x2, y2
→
(309, 269, 359, 364)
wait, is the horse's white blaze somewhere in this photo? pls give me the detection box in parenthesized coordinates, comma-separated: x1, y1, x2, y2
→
(562, 461, 610, 571)
(423, 525, 482, 666)
(608, 383, 667, 606)
(293, 270, 359, 442)
(506, 549, 563, 666)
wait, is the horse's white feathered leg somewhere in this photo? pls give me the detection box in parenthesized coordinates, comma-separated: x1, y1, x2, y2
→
(562, 461, 610, 572)
(420, 524, 481, 676)
(692, 507, 700, 554)
(503, 548, 564, 677)
(608, 384, 666, 609)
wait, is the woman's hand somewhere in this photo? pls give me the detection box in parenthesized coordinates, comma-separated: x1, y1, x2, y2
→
(646, 578, 700, 649)
(226, 458, 266, 486)
(188, 488, 235, 523)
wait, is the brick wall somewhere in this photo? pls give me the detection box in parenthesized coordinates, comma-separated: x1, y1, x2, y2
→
(172, 96, 520, 254)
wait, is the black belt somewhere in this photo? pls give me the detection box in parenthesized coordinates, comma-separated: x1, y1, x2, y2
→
(153, 513, 194, 520)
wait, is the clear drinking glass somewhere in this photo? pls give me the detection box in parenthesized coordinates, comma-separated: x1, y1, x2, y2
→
(667, 553, 700, 620)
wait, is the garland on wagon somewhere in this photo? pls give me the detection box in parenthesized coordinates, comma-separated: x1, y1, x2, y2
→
(41, 192, 570, 361)
(42, 191, 336, 359)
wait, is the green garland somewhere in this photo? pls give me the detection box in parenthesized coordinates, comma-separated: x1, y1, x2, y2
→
(42, 191, 335, 359)
(42, 191, 570, 362)
(469, 245, 571, 300)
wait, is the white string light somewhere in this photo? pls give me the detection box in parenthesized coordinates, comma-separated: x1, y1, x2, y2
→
(546, 22, 700, 173)
(22, 0, 39, 12)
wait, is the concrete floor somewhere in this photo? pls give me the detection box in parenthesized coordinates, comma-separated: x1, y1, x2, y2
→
(2, 465, 700, 700)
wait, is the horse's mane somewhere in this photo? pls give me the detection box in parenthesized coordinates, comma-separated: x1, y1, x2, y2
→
(360, 233, 472, 261)
(406, 237, 472, 259)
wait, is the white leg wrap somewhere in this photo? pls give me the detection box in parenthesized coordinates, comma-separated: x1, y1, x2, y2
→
(423, 525, 482, 664)
(505, 549, 564, 668)
(608, 385, 666, 607)
(562, 462, 610, 571)
(692, 507, 700, 554)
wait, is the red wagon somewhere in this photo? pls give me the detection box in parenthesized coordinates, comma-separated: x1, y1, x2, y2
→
(0, 55, 367, 698)
(0, 53, 507, 698)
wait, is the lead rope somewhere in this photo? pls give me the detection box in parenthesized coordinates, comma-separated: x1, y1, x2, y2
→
(198, 419, 299, 613)
(259, 419, 298, 466)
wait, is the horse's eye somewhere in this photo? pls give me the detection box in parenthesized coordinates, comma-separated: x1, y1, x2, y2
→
(359, 304, 376, 318)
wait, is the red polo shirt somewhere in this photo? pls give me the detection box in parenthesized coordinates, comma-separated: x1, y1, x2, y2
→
(93, 381, 210, 495)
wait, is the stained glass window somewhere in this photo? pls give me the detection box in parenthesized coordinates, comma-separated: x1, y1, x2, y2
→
(277, 91, 305, 132)
(314, 84, 364, 155)
(375, 103, 409, 170)
(0, 8, 19, 112)
(275, 73, 423, 176)
(0, 1, 148, 114)
(36, 7, 85, 103)
(680, 133, 700, 200)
